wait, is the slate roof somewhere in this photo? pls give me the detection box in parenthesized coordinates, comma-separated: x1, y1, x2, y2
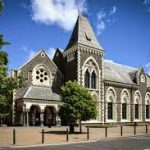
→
(103, 60, 150, 87)
(18, 50, 43, 69)
(16, 86, 60, 101)
(65, 15, 103, 50)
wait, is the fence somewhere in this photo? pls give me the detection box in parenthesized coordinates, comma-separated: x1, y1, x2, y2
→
(0, 124, 149, 146)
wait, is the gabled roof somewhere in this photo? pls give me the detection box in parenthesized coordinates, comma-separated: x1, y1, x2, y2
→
(65, 15, 103, 50)
(16, 85, 60, 101)
(103, 60, 150, 87)
(18, 50, 62, 74)
(24, 86, 60, 101)
(18, 50, 44, 69)
(103, 60, 137, 85)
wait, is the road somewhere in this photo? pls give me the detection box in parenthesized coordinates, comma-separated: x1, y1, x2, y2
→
(1, 135, 150, 150)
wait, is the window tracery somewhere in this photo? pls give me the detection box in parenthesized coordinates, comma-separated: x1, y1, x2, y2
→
(32, 65, 51, 86)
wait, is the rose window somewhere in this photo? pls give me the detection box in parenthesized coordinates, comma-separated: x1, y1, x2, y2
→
(35, 68, 48, 83)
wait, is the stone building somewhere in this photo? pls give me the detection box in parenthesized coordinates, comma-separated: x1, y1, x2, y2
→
(13, 15, 150, 126)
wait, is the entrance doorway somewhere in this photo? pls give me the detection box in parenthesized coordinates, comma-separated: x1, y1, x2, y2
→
(44, 106, 56, 126)
(30, 105, 41, 126)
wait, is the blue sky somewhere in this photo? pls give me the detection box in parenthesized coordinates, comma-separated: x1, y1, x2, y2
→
(0, 0, 150, 74)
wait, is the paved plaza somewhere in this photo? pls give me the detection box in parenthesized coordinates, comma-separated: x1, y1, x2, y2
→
(1, 135, 150, 150)
(0, 125, 149, 146)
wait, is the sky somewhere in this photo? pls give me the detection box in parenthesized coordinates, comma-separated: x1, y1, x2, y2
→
(0, 0, 150, 75)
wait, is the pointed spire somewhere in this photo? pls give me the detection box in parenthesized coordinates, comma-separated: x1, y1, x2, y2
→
(65, 14, 103, 51)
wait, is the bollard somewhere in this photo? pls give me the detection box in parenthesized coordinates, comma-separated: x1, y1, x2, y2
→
(146, 124, 148, 134)
(134, 124, 136, 135)
(13, 128, 16, 145)
(87, 127, 89, 140)
(105, 127, 107, 138)
(42, 129, 44, 144)
(66, 128, 69, 141)
(120, 126, 123, 136)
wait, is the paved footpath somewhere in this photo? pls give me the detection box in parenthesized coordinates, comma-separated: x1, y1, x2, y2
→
(0, 135, 150, 150)
(0, 125, 149, 146)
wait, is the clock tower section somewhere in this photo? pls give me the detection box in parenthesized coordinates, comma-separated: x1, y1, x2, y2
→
(63, 15, 105, 123)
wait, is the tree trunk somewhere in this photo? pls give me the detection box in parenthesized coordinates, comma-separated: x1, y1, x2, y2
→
(79, 119, 82, 133)
(69, 123, 74, 133)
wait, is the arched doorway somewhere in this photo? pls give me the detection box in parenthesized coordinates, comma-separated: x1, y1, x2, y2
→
(44, 106, 56, 126)
(29, 105, 41, 126)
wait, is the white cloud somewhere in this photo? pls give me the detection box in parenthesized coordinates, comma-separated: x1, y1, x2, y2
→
(46, 47, 56, 59)
(21, 45, 57, 60)
(21, 45, 29, 52)
(104, 59, 114, 63)
(96, 21, 105, 35)
(142, 0, 150, 12)
(146, 62, 150, 67)
(27, 48, 57, 60)
(21, 45, 37, 60)
(28, 50, 37, 59)
(146, 62, 150, 75)
(96, 6, 117, 35)
(143, 0, 150, 5)
(20, 1, 30, 10)
(109, 6, 117, 16)
(97, 10, 106, 20)
(30, 0, 87, 31)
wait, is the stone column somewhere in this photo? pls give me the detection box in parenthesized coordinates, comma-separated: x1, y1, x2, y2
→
(22, 112, 26, 127)
(23, 105, 26, 126)
(26, 110, 29, 127)
(40, 111, 44, 127)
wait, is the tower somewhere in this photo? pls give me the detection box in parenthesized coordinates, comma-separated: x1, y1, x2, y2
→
(64, 15, 104, 123)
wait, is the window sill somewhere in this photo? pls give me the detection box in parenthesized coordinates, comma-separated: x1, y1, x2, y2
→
(106, 119, 116, 123)
(134, 119, 142, 122)
(120, 119, 130, 122)
(89, 88, 99, 92)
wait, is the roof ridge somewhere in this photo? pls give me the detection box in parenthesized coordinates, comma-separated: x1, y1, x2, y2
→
(104, 59, 137, 70)
(18, 49, 44, 69)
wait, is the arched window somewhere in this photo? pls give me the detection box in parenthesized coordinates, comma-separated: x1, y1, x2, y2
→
(120, 90, 130, 121)
(135, 103, 139, 119)
(140, 75, 145, 83)
(84, 70, 90, 88)
(134, 91, 141, 120)
(106, 87, 117, 122)
(145, 93, 150, 120)
(146, 104, 150, 119)
(122, 102, 127, 119)
(91, 71, 96, 89)
(108, 97, 113, 119)
(82, 58, 99, 90)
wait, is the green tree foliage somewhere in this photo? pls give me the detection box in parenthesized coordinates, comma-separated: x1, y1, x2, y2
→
(0, 0, 3, 15)
(59, 81, 97, 133)
(0, 0, 24, 124)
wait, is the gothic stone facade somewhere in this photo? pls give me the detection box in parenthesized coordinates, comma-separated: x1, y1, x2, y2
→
(13, 15, 150, 126)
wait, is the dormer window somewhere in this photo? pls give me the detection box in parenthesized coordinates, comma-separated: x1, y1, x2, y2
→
(85, 33, 91, 41)
(41, 52, 45, 57)
(140, 75, 145, 83)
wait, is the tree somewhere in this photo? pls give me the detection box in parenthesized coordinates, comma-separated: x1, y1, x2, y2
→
(0, 0, 3, 15)
(0, 0, 24, 125)
(58, 81, 97, 133)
